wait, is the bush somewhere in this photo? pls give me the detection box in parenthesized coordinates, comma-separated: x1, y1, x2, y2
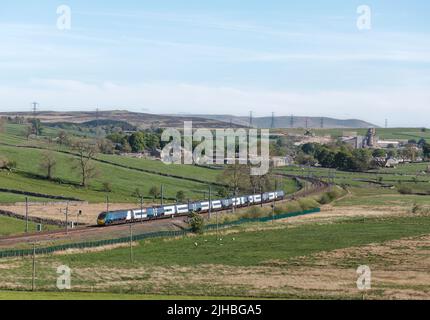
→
(279, 201, 303, 214)
(318, 188, 345, 205)
(298, 198, 320, 211)
(188, 212, 205, 234)
(398, 186, 413, 195)
(176, 190, 186, 203)
(0, 157, 16, 171)
(102, 182, 113, 193)
(319, 193, 333, 205)
(242, 207, 265, 219)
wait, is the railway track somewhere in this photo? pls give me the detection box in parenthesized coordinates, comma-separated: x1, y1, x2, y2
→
(0, 176, 330, 246)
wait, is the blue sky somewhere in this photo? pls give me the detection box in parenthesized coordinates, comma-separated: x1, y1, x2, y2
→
(0, 1, 429, 126)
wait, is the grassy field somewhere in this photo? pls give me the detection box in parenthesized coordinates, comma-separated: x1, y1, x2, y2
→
(278, 127, 430, 141)
(0, 215, 58, 236)
(0, 291, 244, 300)
(0, 124, 298, 204)
(1, 213, 430, 298)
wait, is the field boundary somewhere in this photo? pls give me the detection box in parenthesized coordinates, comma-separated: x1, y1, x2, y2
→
(0, 208, 320, 259)
(0, 209, 66, 227)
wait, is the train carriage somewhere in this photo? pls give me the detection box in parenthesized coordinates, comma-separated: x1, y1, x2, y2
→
(97, 190, 286, 226)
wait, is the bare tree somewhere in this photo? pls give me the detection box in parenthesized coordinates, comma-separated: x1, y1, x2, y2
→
(217, 164, 250, 195)
(58, 131, 69, 146)
(72, 140, 99, 187)
(39, 151, 57, 180)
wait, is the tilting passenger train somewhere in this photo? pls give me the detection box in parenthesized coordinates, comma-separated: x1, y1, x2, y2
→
(97, 190, 285, 226)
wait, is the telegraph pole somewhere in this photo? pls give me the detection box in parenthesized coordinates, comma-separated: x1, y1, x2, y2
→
(233, 189, 237, 214)
(161, 185, 164, 206)
(208, 185, 212, 219)
(290, 115, 294, 128)
(32, 243, 36, 291)
(260, 186, 263, 208)
(25, 197, 29, 233)
(140, 196, 144, 224)
(106, 194, 109, 213)
(65, 202, 69, 234)
(272, 197, 275, 224)
(129, 224, 133, 263)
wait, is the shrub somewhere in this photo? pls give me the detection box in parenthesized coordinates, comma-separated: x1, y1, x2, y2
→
(176, 190, 186, 203)
(398, 186, 413, 195)
(188, 212, 205, 234)
(319, 193, 333, 205)
(280, 201, 303, 214)
(242, 206, 265, 219)
(102, 182, 113, 193)
(298, 198, 320, 211)
(0, 157, 16, 171)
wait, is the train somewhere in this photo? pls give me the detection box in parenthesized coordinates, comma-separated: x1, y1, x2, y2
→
(97, 190, 285, 226)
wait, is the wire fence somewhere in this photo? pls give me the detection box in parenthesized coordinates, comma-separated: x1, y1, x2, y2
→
(0, 208, 320, 259)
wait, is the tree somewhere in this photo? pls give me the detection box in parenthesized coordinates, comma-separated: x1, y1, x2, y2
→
(334, 151, 352, 170)
(149, 186, 161, 200)
(29, 118, 43, 136)
(418, 138, 426, 148)
(133, 188, 142, 198)
(387, 149, 397, 158)
(188, 211, 204, 234)
(423, 143, 430, 160)
(72, 140, 99, 187)
(402, 144, 418, 162)
(372, 149, 386, 158)
(97, 139, 115, 154)
(0, 157, 16, 171)
(121, 138, 132, 153)
(176, 190, 186, 203)
(39, 151, 57, 180)
(350, 149, 372, 171)
(128, 132, 145, 152)
(145, 133, 160, 151)
(102, 181, 113, 193)
(58, 131, 69, 145)
(217, 164, 250, 195)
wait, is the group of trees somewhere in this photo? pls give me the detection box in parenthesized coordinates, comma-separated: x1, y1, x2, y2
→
(297, 143, 374, 171)
(106, 129, 162, 153)
(217, 163, 276, 196)
(35, 141, 100, 187)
